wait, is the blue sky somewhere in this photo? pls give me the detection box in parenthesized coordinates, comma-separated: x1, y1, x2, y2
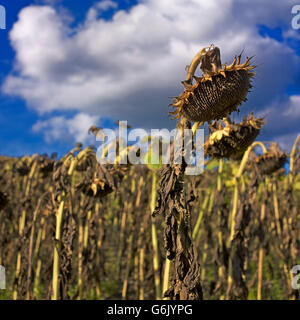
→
(0, 0, 299, 157)
(0, 0, 137, 156)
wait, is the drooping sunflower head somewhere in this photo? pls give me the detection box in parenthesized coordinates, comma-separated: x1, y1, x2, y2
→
(37, 155, 55, 178)
(170, 45, 256, 123)
(204, 113, 264, 159)
(15, 156, 32, 176)
(75, 163, 129, 199)
(252, 142, 288, 176)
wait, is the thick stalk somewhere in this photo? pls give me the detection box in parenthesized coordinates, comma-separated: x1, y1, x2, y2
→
(122, 233, 133, 299)
(229, 142, 267, 242)
(134, 254, 139, 298)
(217, 159, 223, 191)
(185, 47, 211, 82)
(199, 188, 215, 282)
(33, 217, 46, 299)
(289, 134, 300, 184)
(77, 208, 84, 300)
(200, 242, 208, 281)
(196, 189, 215, 243)
(162, 258, 171, 299)
(117, 204, 127, 279)
(84, 210, 92, 250)
(52, 198, 65, 300)
(272, 182, 282, 237)
(192, 190, 210, 240)
(13, 159, 37, 300)
(257, 193, 266, 300)
(95, 201, 102, 299)
(51, 148, 85, 300)
(136, 177, 145, 300)
(139, 247, 145, 300)
(227, 142, 267, 298)
(26, 194, 47, 300)
(216, 159, 226, 290)
(150, 172, 161, 299)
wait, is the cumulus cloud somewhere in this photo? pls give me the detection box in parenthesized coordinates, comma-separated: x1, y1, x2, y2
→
(2, 0, 300, 147)
(32, 113, 100, 144)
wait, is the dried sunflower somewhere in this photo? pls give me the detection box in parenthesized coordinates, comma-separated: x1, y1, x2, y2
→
(204, 114, 264, 159)
(15, 156, 32, 176)
(76, 151, 97, 172)
(170, 45, 255, 122)
(253, 143, 287, 176)
(76, 163, 129, 199)
(38, 155, 55, 177)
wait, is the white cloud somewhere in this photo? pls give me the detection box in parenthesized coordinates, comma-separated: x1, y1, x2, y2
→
(86, 1, 118, 22)
(284, 95, 300, 117)
(2, 0, 300, 144)
(32, 113, 100, 144)
(273, 132, 299, 151)
(252, 94, 300, 151)
(283, 29, 300, 41)
(95, 1, 117, 11)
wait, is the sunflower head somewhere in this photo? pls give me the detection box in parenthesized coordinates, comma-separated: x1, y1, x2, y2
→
(170, 45, 256, 123)
(253, 143, 288, 176)
(204, 114, 264, 159)
(38, 155, 55, 178)
(15, 156, 32, 176)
